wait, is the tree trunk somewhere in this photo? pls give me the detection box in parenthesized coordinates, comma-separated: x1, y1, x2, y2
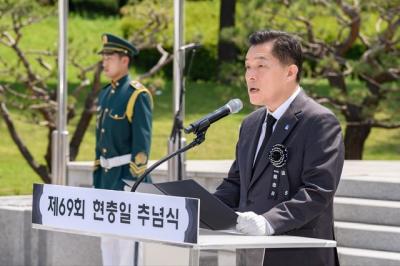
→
(344, 124, 371, 160)
(218, 0, 237, 63)
(45, 127, 53, 171)
(69, 63, 102, 161)
(0, 101, 51, 183)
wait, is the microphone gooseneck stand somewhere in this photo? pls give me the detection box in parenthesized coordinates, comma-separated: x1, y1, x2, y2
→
(131, 126, 208, 192)
(169, 45, 199, 181)
(130, 120, 207, 266)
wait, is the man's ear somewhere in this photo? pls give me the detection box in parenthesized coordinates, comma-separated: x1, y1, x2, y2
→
(122, 55, 130, 67)
(287, 64, 298, 82)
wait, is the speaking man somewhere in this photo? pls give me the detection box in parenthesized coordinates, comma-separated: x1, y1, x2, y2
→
(214, 30, 344, 266)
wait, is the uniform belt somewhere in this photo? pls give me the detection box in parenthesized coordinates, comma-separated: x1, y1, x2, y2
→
(100, 154, 131, 170)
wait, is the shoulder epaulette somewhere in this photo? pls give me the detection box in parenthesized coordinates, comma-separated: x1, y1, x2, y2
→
(126, 80, 153, 123)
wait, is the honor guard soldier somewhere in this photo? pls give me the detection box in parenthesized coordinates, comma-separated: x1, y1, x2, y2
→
(93, 33, 153, 266)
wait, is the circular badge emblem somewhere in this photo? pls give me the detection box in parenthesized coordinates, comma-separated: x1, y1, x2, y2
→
(268, 144, 288, 168)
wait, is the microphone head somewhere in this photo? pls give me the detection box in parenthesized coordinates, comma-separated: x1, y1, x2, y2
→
(226, 99, 243, 114)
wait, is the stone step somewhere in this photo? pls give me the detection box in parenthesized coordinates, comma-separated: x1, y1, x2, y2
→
(334, 197, 400, 226)
(335, 221, 400, 253)
(338, 247, 400, 266)
(336, 176, 400, 201)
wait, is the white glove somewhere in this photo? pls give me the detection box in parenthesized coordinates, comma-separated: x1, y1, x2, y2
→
(236, 211, 274, 236)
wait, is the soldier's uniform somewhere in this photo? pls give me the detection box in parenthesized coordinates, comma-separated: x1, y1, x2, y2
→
(94, 33, 153, 266)
(93, 34, 153, 191)
(93, 75, 153, 190)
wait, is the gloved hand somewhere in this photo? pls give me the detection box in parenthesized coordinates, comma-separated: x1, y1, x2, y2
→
(236, 211, 273, 236)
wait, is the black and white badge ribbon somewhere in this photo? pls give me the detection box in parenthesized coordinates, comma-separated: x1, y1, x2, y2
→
(268, 144, 290, 200)
(269, 144, 288, 168)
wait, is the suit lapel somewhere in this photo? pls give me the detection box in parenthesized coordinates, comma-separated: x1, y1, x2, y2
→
(242, 109, 266, 191)
(248, 91, 307, 190)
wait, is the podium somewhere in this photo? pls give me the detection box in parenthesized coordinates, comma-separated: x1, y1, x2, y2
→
(32, 183, 336, 266)
(186, 229, 336, 266)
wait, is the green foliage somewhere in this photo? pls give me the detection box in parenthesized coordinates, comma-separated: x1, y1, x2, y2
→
(120, 0, 219, 47)
(132, 46, 219, 82)
(218, 61, 245, 87)
(120, 0, 170, 42)
(119, 0, 220, 80)
(227, 0, 400, 122)
(69, 0, 124, 16)
(183, 45, 219, 81)
(344, 42, 367, 60)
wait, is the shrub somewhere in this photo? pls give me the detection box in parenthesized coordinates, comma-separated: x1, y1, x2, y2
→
(69, 0, 126, 16)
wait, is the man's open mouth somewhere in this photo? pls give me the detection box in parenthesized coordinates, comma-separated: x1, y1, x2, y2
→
(249, 87, 260, 93)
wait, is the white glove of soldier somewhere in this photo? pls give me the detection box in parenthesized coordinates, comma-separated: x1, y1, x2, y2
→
(236, 211, 274, 236)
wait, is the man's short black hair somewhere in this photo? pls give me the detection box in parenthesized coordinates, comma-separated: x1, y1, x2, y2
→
(249, 30, 303, 82)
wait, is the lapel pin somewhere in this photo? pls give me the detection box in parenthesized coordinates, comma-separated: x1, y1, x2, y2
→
(284, 124, 290, 130)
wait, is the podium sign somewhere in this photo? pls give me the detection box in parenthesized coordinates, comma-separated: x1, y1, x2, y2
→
(32, 184, 199, 245)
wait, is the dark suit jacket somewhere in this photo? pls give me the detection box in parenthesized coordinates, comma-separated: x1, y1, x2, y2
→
(214, 90, 344, 266)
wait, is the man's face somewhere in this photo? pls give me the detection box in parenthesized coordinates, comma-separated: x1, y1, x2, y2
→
(102, 53, 129, 80)
(245, 41, 293, 108)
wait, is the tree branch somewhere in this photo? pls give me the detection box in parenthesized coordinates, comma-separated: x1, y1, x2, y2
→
(380, 11, 400, 46)
(4, 31, 49, 93)
(325, 70, 348, 94)
(294, 16, 315, 43)
(137, 44, 173, 80)
(374, 68, 400, 84)
(370, 121, 400, 129)
(69, 62, 103, 161)
(311, 94, 347, 111)
(347, 120, 400, 129)
(30, 101, 56, 125)
(25, 49, 56, 56)
(3, 84, 39, 100)
(358, 73, 382, 97)
(0, 101, 51, 183)
(335, 0, 361, 56)
(70, 59, 99, 97)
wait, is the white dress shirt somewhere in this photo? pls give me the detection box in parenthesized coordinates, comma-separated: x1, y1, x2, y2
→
(253, 86, 301, 165)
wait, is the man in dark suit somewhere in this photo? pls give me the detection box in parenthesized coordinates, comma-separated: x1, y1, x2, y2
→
(214, 30, 344, 266)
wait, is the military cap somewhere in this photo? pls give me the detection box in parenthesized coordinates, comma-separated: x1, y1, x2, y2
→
(98, 33, 138, 57)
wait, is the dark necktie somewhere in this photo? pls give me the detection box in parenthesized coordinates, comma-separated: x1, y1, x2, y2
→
(253, 113, 277, 170)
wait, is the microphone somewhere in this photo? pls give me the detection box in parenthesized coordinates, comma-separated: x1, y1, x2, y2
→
(184, 99, 243, 134)
(179, 43, 202, 51)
